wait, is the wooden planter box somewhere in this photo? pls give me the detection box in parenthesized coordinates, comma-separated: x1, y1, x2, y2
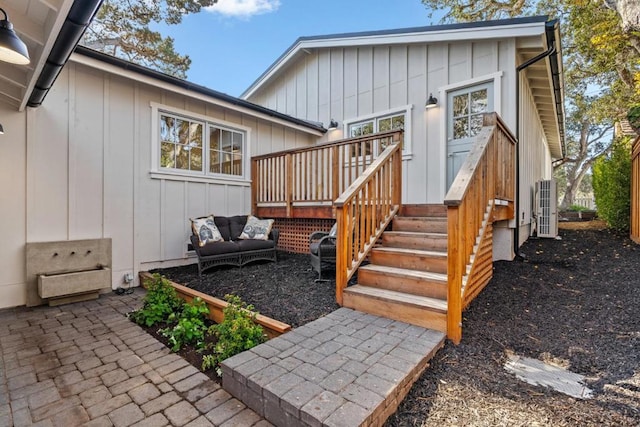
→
(138, 272, 291, 338)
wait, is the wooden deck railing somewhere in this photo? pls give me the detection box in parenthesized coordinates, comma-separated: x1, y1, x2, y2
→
(444, 113, 516, 344)
(251, 130, 402, 218)
(334, 131, 403, 305)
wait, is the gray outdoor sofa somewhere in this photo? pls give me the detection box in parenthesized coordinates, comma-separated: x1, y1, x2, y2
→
(190, 215, 278, 276)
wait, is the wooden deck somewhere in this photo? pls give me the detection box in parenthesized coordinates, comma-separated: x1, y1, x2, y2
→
(251, 113, 516, 344)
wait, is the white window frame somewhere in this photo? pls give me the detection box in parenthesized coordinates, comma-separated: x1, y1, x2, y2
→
(437, 72, 503, 198)
(343, 105, 414, 160)
(150, 103, 252, 185)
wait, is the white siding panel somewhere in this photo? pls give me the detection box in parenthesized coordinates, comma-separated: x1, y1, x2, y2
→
(373, 46, 389, 112)
(27, 71, 70, 242)
(306, 53, 319, 122)
(472, 41, 498, 77)
(344, 48, 358, 121)
(71, 67, 105, 239)
(0, 104, 27, 303)
(358, 47, 373, 116)
(448, 43, 471, 84)
(104, 76, 135, 279)
(330, 49, 344, 122)
(390, 46, 408, 107)
(163, 180, 186, 260)
(296, 61, 307, 119)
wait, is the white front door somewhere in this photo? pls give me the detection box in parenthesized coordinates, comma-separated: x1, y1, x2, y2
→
(447, 82, 494, 189)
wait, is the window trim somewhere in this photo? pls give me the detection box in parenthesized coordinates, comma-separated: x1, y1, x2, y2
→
(150, 103, 252, 184)
(343, 105, 413, 160)
(437, 72, 503, 199)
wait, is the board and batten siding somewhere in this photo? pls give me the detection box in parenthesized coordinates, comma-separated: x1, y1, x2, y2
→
(0, 62, 315, 309)
(248, 40, 518, 204)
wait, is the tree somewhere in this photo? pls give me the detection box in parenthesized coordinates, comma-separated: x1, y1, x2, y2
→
(82, 0, 217, 79)
(421, 0, 640, 207)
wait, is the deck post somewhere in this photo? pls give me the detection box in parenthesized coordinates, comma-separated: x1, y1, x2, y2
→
(335, 207, 346, 306)
(447, 205, 463, 344)
(285, 153, 293, 217)
(251, 159, 258, 216)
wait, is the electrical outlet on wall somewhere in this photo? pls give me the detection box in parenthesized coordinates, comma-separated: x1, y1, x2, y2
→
(124, 273, 134, 284)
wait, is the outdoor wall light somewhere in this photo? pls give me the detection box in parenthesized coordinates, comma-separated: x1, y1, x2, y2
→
(328, 119, 339, 130)
(0, 123, 4, 134)
(425, 93, 438, 109)
(0, 8, 30, 65)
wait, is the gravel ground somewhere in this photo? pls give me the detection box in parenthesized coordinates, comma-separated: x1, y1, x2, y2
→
(153, 224, 639, 426)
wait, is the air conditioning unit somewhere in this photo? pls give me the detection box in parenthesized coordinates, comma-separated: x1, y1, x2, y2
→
(535, 179, 558, 238)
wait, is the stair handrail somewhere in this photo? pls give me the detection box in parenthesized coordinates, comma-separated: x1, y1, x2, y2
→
(251, 130, 403, 216)
(334, 130, 403, 305)
(444, 113, 516, 344)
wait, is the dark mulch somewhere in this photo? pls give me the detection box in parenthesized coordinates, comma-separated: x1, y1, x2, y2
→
(151, 251, 340, 328)
(150, 227, 639, 426)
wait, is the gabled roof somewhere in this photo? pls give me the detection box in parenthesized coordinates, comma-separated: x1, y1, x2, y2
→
(72, 46, 326, 135)
(241, 16, 550, 99)
(240, 15, 565, 158)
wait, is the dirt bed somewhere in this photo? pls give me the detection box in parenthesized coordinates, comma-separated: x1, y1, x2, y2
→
(153, 226, 639, 426)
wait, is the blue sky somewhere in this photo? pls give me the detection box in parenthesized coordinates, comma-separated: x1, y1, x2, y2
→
(158, 0, 440, 97)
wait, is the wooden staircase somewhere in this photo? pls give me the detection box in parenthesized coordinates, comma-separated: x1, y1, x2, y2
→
(342, 204, 450, 333)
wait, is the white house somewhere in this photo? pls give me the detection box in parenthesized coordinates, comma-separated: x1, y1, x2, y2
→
(241, 16, 565, 260)
(0, 3, 564, 312)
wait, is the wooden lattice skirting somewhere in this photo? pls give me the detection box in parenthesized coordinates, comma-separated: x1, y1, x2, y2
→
(273, 218, 335, 253)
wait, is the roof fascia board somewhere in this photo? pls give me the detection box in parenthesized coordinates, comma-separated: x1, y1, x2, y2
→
(69, 53, 324, 137)
(242, 21, 546, 99)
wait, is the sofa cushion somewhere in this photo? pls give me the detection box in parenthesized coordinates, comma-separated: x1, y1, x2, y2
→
(229, 215, 248, 240)
(190, 215, 223, 246)
(213, 216, 232, 241)
(238, 215, 274, 240)
(236, 239, 276, 251)
(198, 241, 240, 257)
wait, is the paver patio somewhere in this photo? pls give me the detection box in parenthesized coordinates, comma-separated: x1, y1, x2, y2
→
(0, 289, 445, 426)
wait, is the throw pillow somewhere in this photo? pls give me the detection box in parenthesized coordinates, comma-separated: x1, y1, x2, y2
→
(191, 215, 223, 246)
(238, 215, 274, 240)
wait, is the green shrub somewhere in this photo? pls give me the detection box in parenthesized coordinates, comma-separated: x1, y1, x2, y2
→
(627, 105, 640, 132)
(202, 294, 266, 376)
(160, 297, 210, 352)
(593, 137, 631, 231)
(129, 274, 183, 327)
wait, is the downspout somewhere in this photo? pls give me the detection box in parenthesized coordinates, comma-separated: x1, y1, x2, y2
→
(514, 19, 560, 257)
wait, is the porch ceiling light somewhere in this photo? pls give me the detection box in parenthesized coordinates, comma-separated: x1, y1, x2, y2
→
(0, 8, 30, 65)
(327, 119, 339, 130)
(425, 93, 438, 109)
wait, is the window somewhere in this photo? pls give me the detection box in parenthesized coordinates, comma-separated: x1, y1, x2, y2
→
(450, 86, 490, 140)
(160, 114, 204, 172)
(346, 110, 408, 157)
(154, 107, 247, 181)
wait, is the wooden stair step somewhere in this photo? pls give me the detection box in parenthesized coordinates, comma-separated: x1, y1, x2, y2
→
(358, 264, 447, 299)
(392, 216, 448, 233)
(382, 231, 447, 251)
(400, 204, 447, 217)
(343, 285, 447, 332)
(370, 246, 447, 273)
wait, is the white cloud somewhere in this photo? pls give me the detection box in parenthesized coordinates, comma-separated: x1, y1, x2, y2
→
(207, 0, 281, 18)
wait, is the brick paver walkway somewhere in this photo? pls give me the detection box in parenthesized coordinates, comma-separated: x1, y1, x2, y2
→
(0, 289, 269, 427)
(222, 308, 445, 426)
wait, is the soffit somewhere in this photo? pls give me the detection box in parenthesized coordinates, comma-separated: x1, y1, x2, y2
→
(0, 0, 74, 110)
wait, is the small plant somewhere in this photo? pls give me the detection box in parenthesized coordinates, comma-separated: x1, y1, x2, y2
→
(160, 297, 210, 352)
(202, 294, 266, 376)
(129, 274, 183, 327)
